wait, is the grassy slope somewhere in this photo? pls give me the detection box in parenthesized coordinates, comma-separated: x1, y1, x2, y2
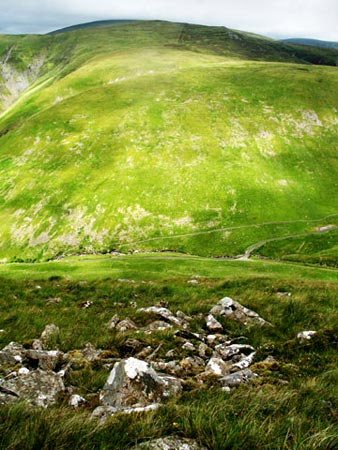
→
(0, 21, 337, 262)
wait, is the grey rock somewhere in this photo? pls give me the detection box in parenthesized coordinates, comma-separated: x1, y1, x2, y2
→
(176, 311, 192, 321)
(116, 318, 138, 332)
(182, 342, 195, 352)
(206, 314, 223, 332)
(0, 369, 65, 407)
(0, 342, 25, 367)
(180, 356, 205, 372)
(69, 394, 86, 408)
(231, 352, 256, 371)
(210, 297, 267, 326)
(82, 343, 101, 362)
(220, 369, 258, 388)
(214, 343, 255, 360)
(99, 357, 182, 409)
(205, 358, 231, 376)
(138, 307, 185, 327)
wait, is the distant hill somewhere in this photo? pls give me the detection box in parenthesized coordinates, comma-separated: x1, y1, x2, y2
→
(48, 19, 137, 35)
(0, 20, 338, 262)
(282, 38, 338, 49)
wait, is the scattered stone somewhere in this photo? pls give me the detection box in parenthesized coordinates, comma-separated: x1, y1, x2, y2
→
(91, 405, 117, 424)
(205, 358, 231, 376)
(152, 361, 182, 376)
(132, 436, 207, 449)
(138, 306, 186, 327)
(187, 279, 199, 285)
(277, 292, 291, 298)
(182, 342, 195, 352)
(0, 369, 65, 407)
(145, 321, 172, 333)
(32, 339, 43, 350)
(206, 314, 223, 332)
(18, 367, 30, 375)
(206, 335, 217, 346)
(79, 301, 93, 309)
(99, 357, 182, 410)
(297, 331, 317, 343)
(165, 349, 176, 358)
(174, 330, 204, 342)
(220, 369, 258, 388)
(69, 394, 86, 408)
(116, 318, 138, 332)
(210, 297, 268, 326)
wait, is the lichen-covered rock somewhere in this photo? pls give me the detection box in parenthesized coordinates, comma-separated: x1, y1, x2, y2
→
(132, 436, 207, 449)
(69, 394, 86, 408)
(0, 342, 25, 368)
(99, 357, 182, 409)
(220, 368, 258, 388)
(231, 352, 256, 371)
(108, 314, 120, 329)
(0, 369, 65, 407)
(210, 297, 267, 326)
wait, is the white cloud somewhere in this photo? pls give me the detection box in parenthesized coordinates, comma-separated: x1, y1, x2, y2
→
(0, 0, 337, 41)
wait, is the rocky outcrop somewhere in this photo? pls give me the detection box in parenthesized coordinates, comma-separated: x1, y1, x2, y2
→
(210, 297, 268, 326)
(0, 50, 46, 113)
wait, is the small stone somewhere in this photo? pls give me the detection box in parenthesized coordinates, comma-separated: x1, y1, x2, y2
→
(108, 314, 120, 329)
(231, 352, 256, 371)
(26, 349, 63, 371)
(297, 331, 317, 343)
(116, 318, 138, 332)
(138, 306, 186, 327)
(214, 343, 255, 360)
(187, 279, 199, 285)
(198, 343, 210, 358)
(182, 342, 195, 352)
(206, 314, 223, 332)
(69, 394, 86, 408)
(176, 311, 192, 321)
(206, 335, 217, 346)
(18, 367, 30, 375)
(165, 349, 176, 358)
(180, 356, 205, 372)
(205, 358, 230, 376)
(82, 343, 101, 362)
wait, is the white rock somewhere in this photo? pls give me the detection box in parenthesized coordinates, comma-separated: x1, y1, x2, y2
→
(18, 367, 30, 375)
(69, 394, 86, 408)
(206, 314, 223, 332)
(206, 358, 230, 376)
(297, 331, 317, 343)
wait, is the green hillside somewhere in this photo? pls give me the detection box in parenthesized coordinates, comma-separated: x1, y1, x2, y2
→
(0, 21, 337, 262)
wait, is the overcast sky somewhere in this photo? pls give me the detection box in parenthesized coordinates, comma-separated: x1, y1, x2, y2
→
(0, 0, 337, 41)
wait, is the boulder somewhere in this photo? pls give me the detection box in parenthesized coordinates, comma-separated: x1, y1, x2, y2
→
(0, 369, 65, 407)
(99, 357, 182, 410)
(210, 297, 267, 326)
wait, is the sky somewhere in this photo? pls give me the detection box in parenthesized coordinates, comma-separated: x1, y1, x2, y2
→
(0, 0, 337, 41)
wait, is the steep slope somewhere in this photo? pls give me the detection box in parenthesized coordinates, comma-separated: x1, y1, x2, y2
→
(0, 21, 337, 262)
